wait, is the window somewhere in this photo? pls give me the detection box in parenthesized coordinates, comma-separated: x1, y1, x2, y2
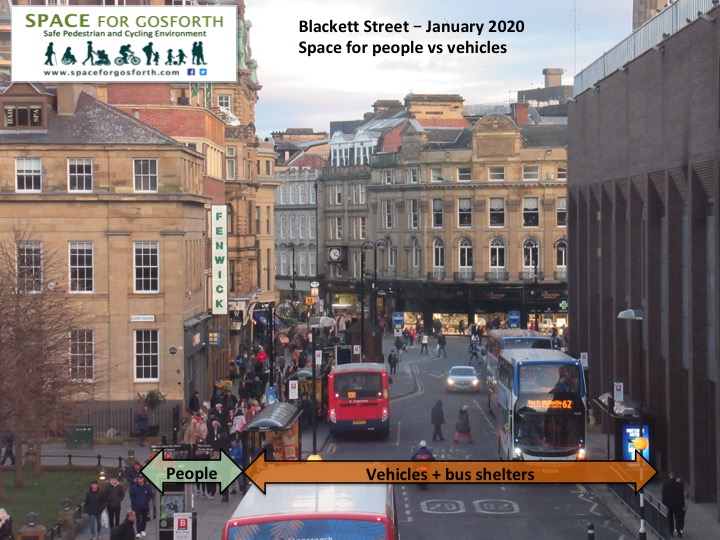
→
(280, 251, 287, 275)
(65, 158, 93, 192)
(412, 242, 421, 273)
(17, 241, 42, 293)
(523, 165, 540, 181)
(134, 329, 159, 380)
(289, 216, 297, 239)
(299, 251, 307, 276)
(556, 238, 568, 268)
(523, 238, 540, 268)
(69, 330, 94, 381)
(279, 216, 287, 239)
(352, 184, 366, 204)
(382, 200, 395, 229)
(352, 251, 359, 278)
(309, 215, 316, 239)
(408, 199, 419, 229)
(310, 184, 317, 204)
(489, 237, 506, 268)
(457, 167, 472, 182)
(134, 158, 158, 192)
(557, 197, 567, 227)
(16, 158, 42, 192)
(458, 198, 472, 227)
(226, 147, 236, 180)
(523, 197, 539, 227)
(229, 260, 235, 292)
(382, 170, 396, 184)
(557, 167, 567, 180)
(299, 215, 307, 239)
(299, 183, 307, 204)
(266, 205, 271, 234)
(388, 247, 397, 271)
(433, 238, 445, 270)
(489, 166, 505, 181)
(69, 241, 93, 293)
(218, 94, 231, 109)
(265, 160, 271, 176)
(432, 199, 443, 228)
(331, 217, 342, 240)
(407, 169, 419, 184)
(335, 185, 343, 205)
(330, 264, 341, 277)
(430, 168, 443, 182)
(459, 237, 473, 274)
(4, 104, 43, 128)
(489, 197, 505, 227)
(309, 250, 317, 276)
(353, 216, 367, 240)
(134, 241, 159, 293)
(254, 206, 260, 234)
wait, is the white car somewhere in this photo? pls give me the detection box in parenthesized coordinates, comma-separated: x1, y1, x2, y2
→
(446, 366, 481, 393)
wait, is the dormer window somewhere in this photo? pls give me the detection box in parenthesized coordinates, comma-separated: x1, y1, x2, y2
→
(4, 104, 44, 128)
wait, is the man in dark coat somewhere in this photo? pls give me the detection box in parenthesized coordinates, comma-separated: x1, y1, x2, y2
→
(104, 475, 125, 528)
(662, 473, 687, 537)
(110, 512, 136, 540)
(84, 480, 106, 540)
(431, 400, 445, 442)
(129, 475, 153, 537)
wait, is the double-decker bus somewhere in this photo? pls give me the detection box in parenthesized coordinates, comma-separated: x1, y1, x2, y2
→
(496, 348, 587, 461)
(327, 363, 390, 438)
(485, 329, 554, 416)
(222, 484, 399, 540)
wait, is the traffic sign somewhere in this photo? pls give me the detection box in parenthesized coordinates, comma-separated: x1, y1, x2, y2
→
(392, 312, 404, 326)
(508, 310, 521, 325)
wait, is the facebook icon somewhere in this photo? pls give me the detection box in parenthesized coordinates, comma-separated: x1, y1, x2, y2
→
(187, 68, 195, 76)
(199, 68, 208, 76)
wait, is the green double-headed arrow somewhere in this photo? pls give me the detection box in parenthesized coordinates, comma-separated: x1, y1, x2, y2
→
(141, 450, 242, 493)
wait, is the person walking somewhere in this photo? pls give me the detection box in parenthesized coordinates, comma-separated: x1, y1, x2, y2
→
(431, 400, 445, 442)
(662, 473, 687, 537)
(84, 480, 107, 540)
(468, 340, 480, 365)
(437, 333, 448, 358)
(0, 431, 15, 466)
(0, 509, 13, 540)
(134, 406, 149, 446)
(420, 333, 429, 355)
(110, 512, 136, 540)
(129, 475, 153, 537)
(104, 475, 125, 528)
(453, 405, 473, 443)
(388, 351, 399, 375)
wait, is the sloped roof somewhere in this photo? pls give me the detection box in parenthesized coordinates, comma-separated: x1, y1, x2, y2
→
(1, 91, 182, 146)
(521, 125, 568, 148)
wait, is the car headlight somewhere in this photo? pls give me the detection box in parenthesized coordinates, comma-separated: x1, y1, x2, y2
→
(447, 379, 455, 385)
(576, 448, 586, 460)
(513, 447, 524, 460)
(472, 379, 479, 386)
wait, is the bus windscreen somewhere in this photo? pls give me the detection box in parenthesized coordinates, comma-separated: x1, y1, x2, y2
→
(227, 519, 387, 540)
(503, 337, 552, 350)
(333, 372, 383, 399)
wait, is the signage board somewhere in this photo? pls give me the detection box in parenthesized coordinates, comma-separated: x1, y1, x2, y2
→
(168, 346, 178, 356)
(507, 310, 521, 325)
(211, 205, 227, 314)
(288, 380, 299, 400)
(310, 281, 320, 288)
(392, 312, 404, 326)
(173, 513, 193, 540)
(130, 314, 155, 322)
(621, 424, 651, 461)
(579, 352, 588, 369)
(613, 382, 624, 403)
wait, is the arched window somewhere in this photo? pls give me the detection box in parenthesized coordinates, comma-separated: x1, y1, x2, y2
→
(555, 238, 567, 268)
(459, 237, 473, 279)
(489, 237, 505, 269)
(523, 237, 540, 269)
(433, 238, 444, 279)
(226, 203, 234, 234)
(412, 237, 421, 276)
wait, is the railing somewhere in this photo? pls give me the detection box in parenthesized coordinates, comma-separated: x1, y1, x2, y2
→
(608, 484, 671, 539)
(519, 271, 545, 281)
(554, 270, 567, 280)
(432, 268, 445, 280)
(485, 270, 509, 281)
(454, 270, 475, 281)
(66, 405, 177, 437)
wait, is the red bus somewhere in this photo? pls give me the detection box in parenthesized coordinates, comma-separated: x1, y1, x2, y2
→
(222, 484, 400, 540)
(327, 363, 390, 438)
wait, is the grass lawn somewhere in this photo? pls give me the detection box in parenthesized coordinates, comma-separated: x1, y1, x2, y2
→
(1, 468, 98, 531)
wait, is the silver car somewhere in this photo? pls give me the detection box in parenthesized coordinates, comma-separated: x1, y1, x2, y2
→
(446, 366, 481, 393)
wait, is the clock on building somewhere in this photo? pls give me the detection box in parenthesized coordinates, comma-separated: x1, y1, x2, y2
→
(329, 247, 342, 261)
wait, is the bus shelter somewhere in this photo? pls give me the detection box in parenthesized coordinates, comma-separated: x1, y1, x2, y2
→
(286, 368, 327, 422)
(241, 402, 302, 479)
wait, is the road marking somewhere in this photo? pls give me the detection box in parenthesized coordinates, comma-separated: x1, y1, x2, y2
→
(473, 499, 519, 514)
(420, 499, 466, 514)
(576, 484, 601, 515)
(394, 421, 402, 446)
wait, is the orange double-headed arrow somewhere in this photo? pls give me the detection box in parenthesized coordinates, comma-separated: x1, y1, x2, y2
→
(243, 451, 656, 494)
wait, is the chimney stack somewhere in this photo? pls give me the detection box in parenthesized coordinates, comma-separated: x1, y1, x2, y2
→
(542, 68, 564, 88)
(56, 83, 97, 115)
(511, 102, 529, 126)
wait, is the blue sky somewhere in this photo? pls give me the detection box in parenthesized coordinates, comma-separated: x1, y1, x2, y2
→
(245, 0, 633, 137)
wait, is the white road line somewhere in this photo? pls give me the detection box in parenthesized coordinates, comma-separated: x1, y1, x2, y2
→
(394, 421, 402, 446)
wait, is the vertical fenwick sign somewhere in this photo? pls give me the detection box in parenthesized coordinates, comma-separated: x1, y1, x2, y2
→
(211, 205, 227, 315)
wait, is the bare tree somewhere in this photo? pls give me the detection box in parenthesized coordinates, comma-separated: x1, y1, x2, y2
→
(0, 225, 94, 492)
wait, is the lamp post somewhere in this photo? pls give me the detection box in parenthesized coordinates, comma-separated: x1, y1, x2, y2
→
(288, 242, 297, 309)
(359, 249, 367, 360)
(310, 328, 318, 454)
(249, 301, 277, 387)
(533, 252, 539, 331)
(362, 239, 386, 326)
(617, 307, 646, 540)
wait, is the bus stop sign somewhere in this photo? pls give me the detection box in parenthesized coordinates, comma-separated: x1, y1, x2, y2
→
(392, 312, 404, 326)
(508, 310, 521, 326)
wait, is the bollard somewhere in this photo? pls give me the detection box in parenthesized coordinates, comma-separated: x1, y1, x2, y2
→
(67, 453, 73, 465)
(587, 523, 595, 539)
(639, 492, 646, 540)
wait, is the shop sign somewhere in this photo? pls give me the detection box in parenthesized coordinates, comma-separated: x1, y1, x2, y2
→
(540, 290, 562, 300)
(211, 205, 227, 315)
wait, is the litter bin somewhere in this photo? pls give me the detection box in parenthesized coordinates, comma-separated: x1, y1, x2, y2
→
(65, 425, 94, 449)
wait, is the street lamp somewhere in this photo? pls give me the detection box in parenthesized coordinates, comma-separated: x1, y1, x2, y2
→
(617, 307, 646, 540)
(361, 239, 386, 325)
(249, 301, 277, 387)
(288, 242, 297, 309)
(533, 250, 539, 331)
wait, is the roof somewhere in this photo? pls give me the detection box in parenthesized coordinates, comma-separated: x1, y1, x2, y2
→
(520, 125, 568, 148)
(0, 91, 181, 146)
(330, 363, 387, 374)
(488, 329, 549, 338)
(242, 402, 301, 431)
(230, 484, 393, 520)
(501, 348, 578, 364)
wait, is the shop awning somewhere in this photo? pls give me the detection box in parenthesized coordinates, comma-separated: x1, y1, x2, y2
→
(252, 311, 287, 329)
(242, 402, 301, 432)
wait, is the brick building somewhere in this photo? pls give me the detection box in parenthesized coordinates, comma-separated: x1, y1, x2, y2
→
(569, 2, 720, 505)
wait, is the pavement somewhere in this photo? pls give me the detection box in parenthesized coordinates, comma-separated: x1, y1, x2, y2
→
(24, 336, 719, 539)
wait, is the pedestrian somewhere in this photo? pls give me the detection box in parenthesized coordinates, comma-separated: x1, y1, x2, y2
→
(458, 319, 465, 335)
(431, 400, 445, 442)
(110, 511, 136, 540)
(84, 480, 107, 540)
(420, 333, 429, 355)
(188, 391, 201, 414)
(0, 509, 13, 540)
(469, 340, 480, 365)
(129, 475, 153, 537)
(662, 473, 686, 537)
(394, 336, 405, 355)
(0, 430, 15, 466)
(134, 406, 149, 446)
(104, 475, 125, 528)
(453, 405, 473, 443)
(388, 351, 399, 375)
(437, 333, 448, 358)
